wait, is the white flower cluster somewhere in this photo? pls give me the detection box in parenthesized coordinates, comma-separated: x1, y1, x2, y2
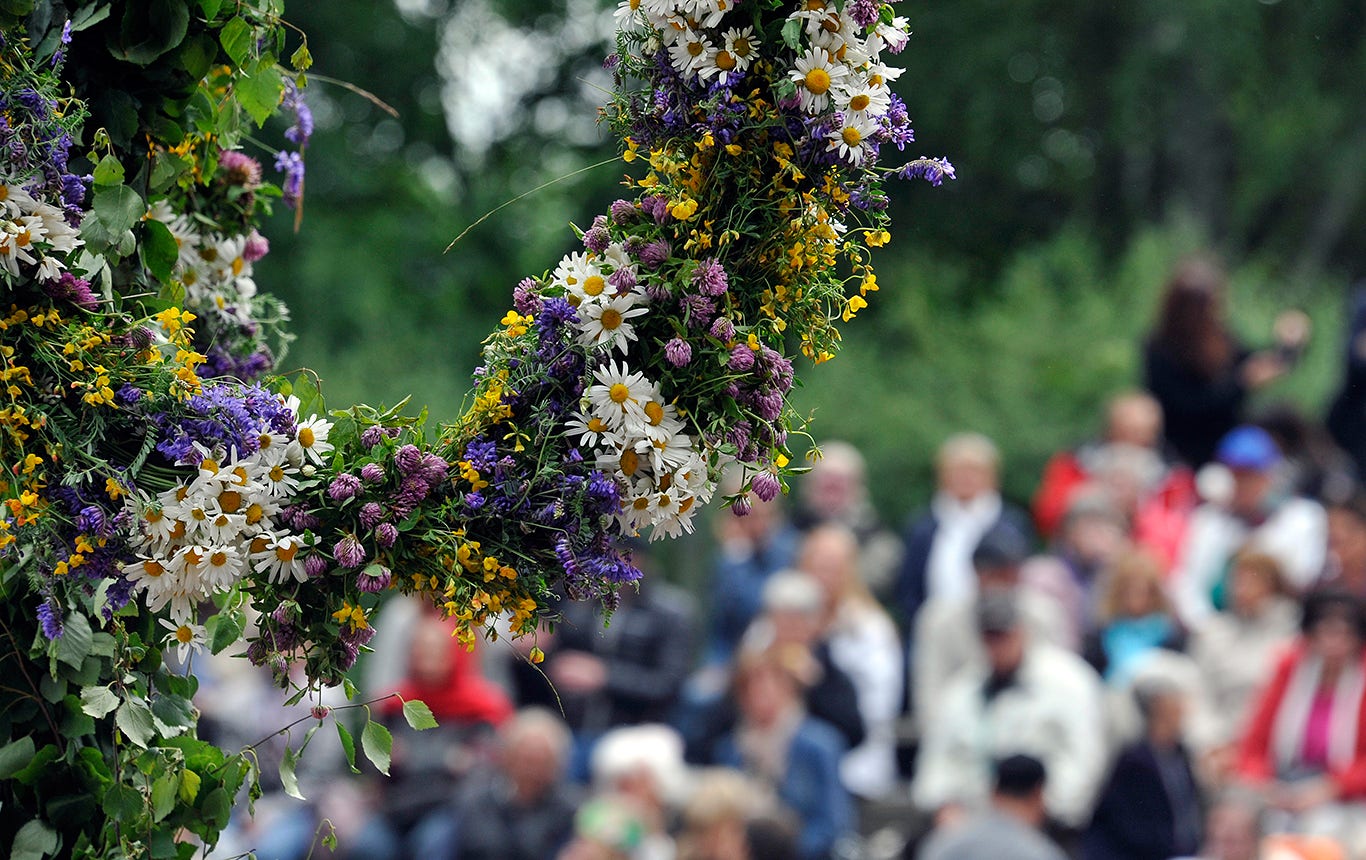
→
(552, 245, 718, 540)
(147, 200, 262, 328)
(0, 181, 82, 281)
(121, 396, 334, 625)
(617, 0, 911, 166)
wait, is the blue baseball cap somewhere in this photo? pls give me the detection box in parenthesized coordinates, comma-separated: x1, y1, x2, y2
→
(1215, 425, 1282, 471)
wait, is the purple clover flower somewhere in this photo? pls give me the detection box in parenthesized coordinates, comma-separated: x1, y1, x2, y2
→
(356, 565, 392, 593)
(692, 259, 728, 296)
(665, 337, 693, 367)
(333, 534, 366, 568)
(361, 462, 385, 483)
(305, 554, 329, 578)
(640, 239, 670, 271)
(328, 473, 362, 501)
(375, 522, 398, 549)
(752, 472, 782, 502)
(728, 346, 756, 372)
(360, 425, 387, 449)
(359, 502, 385, 529)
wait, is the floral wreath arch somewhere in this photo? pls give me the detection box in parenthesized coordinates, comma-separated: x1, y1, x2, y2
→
(0, 1, 952, 856)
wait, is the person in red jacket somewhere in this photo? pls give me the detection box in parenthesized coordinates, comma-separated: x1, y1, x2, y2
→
(1236, 589, 1366, 847)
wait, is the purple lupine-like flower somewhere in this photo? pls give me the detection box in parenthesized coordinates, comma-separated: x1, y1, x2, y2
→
(37, 600, 63, 640)
(328, 473, 362, 501)
(728, 346, 756, 372)
(359, 502, 384, 529)
(464, 491, 485, 510)
(75, 505, 104, 535)
(360, 425, 387, 449)
(360, 463, 385, 483)
(356, 565, 391, 593)
(281, 78, 314, 146)
(305, 554, 329, 578)
(640, 239, 670, 270)
(897, 156, 956, 186)
(243, 230, 270, 262)
(375, 522, 398, 549)
(665, 337, 693, 367)
(394, 444, 423, 475)
(752, 471, 782, 501)
(609, 198, 636, 224)
(274, 150, 305, 208)
(117, 384, 143, 405)
(692, 258, 728, 296)
(333, 534, 366, 568)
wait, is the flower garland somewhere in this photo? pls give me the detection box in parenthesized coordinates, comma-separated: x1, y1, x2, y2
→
(0, 1, 950, 857)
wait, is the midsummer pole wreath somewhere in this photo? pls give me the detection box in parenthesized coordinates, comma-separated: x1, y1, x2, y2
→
(0, 0, 953, 856)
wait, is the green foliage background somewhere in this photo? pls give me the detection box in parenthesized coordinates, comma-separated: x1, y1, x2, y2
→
(257, 0, 1364, 552)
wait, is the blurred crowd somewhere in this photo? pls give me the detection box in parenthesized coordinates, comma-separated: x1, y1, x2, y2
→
(202, 256, 1366, 860)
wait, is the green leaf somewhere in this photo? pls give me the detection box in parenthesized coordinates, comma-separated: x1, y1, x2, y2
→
(236, 63, 285, 127)
(92, 155, 126, 187)
(209, 610, 243, 655)
(150, 772, 179, 822)
(110, 0, 190, 66)
(89, 630, 116, 658)
(102, 783, 143, 823)
(150, 693, 195, 736)
(12, 745, 59, 785)
(71, 5, 112, 31)
(360, 719, 392, 776)
(290, 43, 312, 72)
(200, 787, 231, 830)
(342, 675, 358, 701)
(81, 685, 120, 718)
(336, 720, 360, 774)
(781, 17, 802, 50)
(11, 819, 58, 860)
(278, 746, 304, 800)
(179, 768, 201, 804)
(92, 184, 144, 237)
(60, 694, 96, 737)
(55, 611, 93, 669)
(0, 736, 35, 779)
(115, 699, 156, 748)
(402, 700, 439, 731)
(141, 219, 180, 284)
(219, 16, 252, 66)
(198, 0, 224, 20)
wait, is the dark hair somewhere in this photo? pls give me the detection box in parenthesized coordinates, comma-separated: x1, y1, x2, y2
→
(972, 523, 1031, 572)
(745, 810, 800, 860)
(1151, 256, 1233, 380)
(993, 754, 1047, 798)
(1300, 589, 1366, 640)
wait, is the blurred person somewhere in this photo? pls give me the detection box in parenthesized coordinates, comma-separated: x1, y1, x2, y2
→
(1172, 425, 1328, 626)
(407, 707, 581, 860)
(692, 569, 865, 757)
(557, 796, 649, 860)
(1236, 591, 1366, 850)
(1082, 548, 1187, 684)
(1325, 283, 1366, 475)
(913, 523, 1070, 733)
(895, 433, 1033, 635)
(1323, 491, 1366, 598)
(1142, 255, 1310, 468)
(792, 440, 904, 599)
(706, 490, 801, 665)
(714, 644, 854, 860)
(1189, 551, 1300, 763)
(1032, 391, 1197, 544)
(912, 590, 1107, 831)
(675, 768, 769, 860)
(1021, 493, 1130, 647)
(917, 754, 1068, 860)
(1199, 793, 1265, 860)
(1256, 403, 1357, 504)
(1083, 661, 1203, 860)
(798, 524, 902, 800)
(588, 725, 689, 860)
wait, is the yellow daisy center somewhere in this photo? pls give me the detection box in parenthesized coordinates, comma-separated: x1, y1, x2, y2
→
(15, 230, 30, 248)
(190, 507, 207, 522)
(218, 490, 242, 513)
(297, 426, 316, 448)
(250, 536, 270, 554)
(680, 496, 695, 514)
(599, 308, 623, 331)
(176, 625, 194, 644)
(201, 248, 218, 262)
(0, 187, 8, 202)
(275, 543, 299, 562)
(168, 521, 186, 540)
(609, 383, 631, 404)
(633, 496, 650, 510)
(201, 459, 220, 475)
(644, 401, 665, 426)
(245, 503, 265, 525)
(583, 274, 606, 296)
(259, 433, 274, 449)
(715, 50, 736, 71)
(142, 560, 164, 577)
(184, 549, 203, 566)
(733, 37, 752, 58)
(144, 509, 164, 523)
(620, 450, 640, 475)
(687, 40, 705, 58)
(842, 126, 863, 146)
(804, 68, 831, 96)
(210, 550, 228, 567)
(849, 93, 870, 112)
(269, 465, 286, 481)
(869, 74, 884, 85)
(231, 257, 245, 276)
(588, 418, 608, 433)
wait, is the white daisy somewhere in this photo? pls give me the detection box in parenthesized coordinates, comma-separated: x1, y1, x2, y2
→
(636, 428, 695, 473)
(826, 115, 879, 164)
(668, 29, 715, 78)
(585, 361, 654, 430)
(637, 399, 686, 444)
(287, 415, 334, 466)
(159, 617, 208, 664)
(259, 459, 303, 499)
(201, 511, 247, 546)
(838, 79, 891, 120)
(200, 544, 245, 590)
(701, 25, 759, 84)
(251, 532, 311, 584)
(566, 412, 624, 449)
(126, 494, 185, 549)
(551, 251, 599, 297)
(0, 183, 37, 217)
(578, 294, 649, 353)
(788, 47, 848, 114)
